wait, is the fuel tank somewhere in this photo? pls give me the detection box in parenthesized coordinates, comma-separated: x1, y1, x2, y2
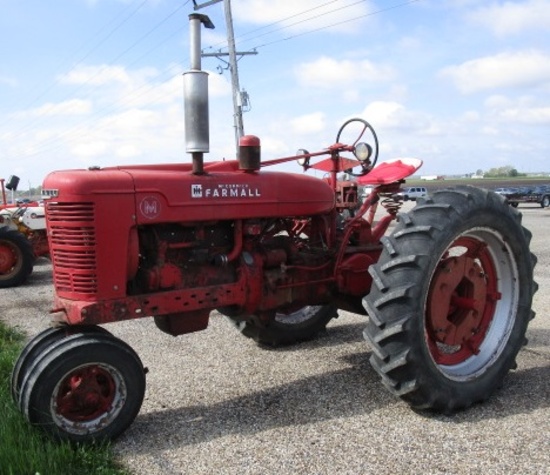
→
(42, 162, 335, 223)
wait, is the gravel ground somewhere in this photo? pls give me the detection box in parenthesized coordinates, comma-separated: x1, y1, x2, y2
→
(1, 201, 549, 475)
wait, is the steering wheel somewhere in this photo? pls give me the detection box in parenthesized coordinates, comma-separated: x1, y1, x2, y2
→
(335, 118, 379, 175)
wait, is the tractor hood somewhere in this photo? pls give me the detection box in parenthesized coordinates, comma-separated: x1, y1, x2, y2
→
(43, 164, 335, 223)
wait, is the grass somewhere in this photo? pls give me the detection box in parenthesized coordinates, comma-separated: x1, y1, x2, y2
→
(0, 322, 129, 475)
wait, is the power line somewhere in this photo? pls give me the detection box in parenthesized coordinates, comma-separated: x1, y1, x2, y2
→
(201, 0, 343, 51)
(236, 0, 344, 41)
(238, 0, 370, 46)
(249, 0, 421, 50)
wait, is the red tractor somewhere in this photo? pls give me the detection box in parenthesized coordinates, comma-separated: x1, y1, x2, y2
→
(0, 176, 49, 287)
(11, 14, 537, 443)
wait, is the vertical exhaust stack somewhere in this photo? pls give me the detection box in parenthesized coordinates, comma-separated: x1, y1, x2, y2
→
(184, 14, 215, 175)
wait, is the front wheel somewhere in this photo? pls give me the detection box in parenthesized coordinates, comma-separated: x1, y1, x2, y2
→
(540, 195, 550, 207)
(225, 305, 338, 347)
(364, 186, 536, 412)
(19, 332, 146, 442)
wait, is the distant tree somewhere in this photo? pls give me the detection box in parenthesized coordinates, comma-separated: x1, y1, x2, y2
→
(486, 166, 512, 177)
(485, 166, 525, 178)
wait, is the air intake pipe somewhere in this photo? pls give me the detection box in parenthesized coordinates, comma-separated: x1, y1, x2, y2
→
(184, 14, 214, 174)
(238, 135, 261, 171)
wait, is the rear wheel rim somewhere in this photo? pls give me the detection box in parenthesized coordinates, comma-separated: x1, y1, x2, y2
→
(426, 229, 518, 380)
(0, 241, 20, 275)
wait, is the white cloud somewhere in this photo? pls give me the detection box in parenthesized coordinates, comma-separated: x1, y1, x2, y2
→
(363, 101, 404, 127)
(362, 101, 431, 132)
(295, 56, 394, 88)
(501, 106, 550, 124)
(290, 112, 326, 135)
(257, 135, 289, 156)
(58, 104, 185, 167)
(469, 0, 550, 36)
(485, 95, 550, 125)
(484, 94, 513, 109)
(440, 50, 550, 93)
(59, 64, 157, 87)
(60, 64, 131, 86)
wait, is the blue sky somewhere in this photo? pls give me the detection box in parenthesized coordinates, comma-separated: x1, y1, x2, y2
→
(1, 0, 550, 188)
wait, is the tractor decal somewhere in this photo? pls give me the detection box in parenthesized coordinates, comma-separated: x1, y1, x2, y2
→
(191, 183, 261, 199)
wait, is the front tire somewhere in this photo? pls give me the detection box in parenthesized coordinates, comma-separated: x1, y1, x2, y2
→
(19, 332, 146, 442)
(11, 325, 111, 406)
(225, 305, 338, 347)
(364, 186, 536, 412)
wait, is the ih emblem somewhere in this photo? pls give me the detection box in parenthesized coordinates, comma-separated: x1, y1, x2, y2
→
(139, 196, 161, 219)
(191, 184, 203, 198)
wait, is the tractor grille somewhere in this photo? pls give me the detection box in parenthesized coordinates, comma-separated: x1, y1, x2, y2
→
(46, 202, 98, 295)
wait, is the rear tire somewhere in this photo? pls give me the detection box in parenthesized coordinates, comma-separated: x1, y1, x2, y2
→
(0, 229, 33, 288)
(364, 186, 536, 412)
(541, 195, 550, 208)
(225, 305, 338, 347)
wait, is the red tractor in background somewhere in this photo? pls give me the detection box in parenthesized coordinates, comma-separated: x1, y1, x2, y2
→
(11, 14, 537, 443)
(0, 176, 49, 287)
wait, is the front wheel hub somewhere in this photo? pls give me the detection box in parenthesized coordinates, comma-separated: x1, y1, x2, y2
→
(56, 365, 117, 422)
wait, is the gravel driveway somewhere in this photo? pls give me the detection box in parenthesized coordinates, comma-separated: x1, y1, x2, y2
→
(2, 202, 549, 475)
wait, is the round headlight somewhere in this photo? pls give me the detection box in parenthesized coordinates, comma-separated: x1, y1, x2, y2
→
(354, 142, 372, 162)
(296, 149, 310, 166)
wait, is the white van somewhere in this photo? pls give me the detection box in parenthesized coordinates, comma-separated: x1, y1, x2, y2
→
(398, 186, 428, 201)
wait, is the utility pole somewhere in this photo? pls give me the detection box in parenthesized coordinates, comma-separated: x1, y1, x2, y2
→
(193, 0, 257, 152)
(223, 0, 243, 145)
